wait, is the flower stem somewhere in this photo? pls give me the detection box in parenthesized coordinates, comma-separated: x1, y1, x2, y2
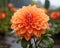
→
(34, 38, 37, 48)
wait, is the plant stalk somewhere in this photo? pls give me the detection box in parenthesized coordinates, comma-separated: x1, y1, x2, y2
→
(34, 38, 37, 48)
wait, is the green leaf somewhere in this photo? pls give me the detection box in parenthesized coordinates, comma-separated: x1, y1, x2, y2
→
(38, 45, 45, 48)
(29, 44, 33, 48)
(31, 1, 37, 5)
(21, 38, 29, 48)
(42, 36, 54, 48)
(16, 38, 22, 43)
(46, 28, 55, 34)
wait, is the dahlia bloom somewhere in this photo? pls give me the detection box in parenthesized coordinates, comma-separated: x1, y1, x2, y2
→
(11, 5, 49, 41)
(51, 12, 60, 19)
(8, 3, 13, 8)
(0, 13, 6, 19)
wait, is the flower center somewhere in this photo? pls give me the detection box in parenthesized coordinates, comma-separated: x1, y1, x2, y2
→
(25, 13, 33, 25)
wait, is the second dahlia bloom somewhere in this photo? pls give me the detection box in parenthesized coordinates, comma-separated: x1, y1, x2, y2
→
(11, 5, 49, 41)
(8, 3, 13, 8)
(0, 13, 6, 19)
(51, 12, 60, 19)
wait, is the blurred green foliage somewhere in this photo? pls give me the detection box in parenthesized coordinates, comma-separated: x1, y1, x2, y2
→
(0, 0, 13, 33)
(0, 10, 13, 33)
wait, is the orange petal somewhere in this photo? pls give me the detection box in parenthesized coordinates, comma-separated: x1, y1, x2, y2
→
(16, 31, 24, 37)
(33, 29, 39, 37)
(40, 29, 45, 34)
(11, 24, 19, 31)
(19, 28, 26, 34)
(24, 33, 31, 41)
(41, 23, 48, 29)
(28, 28, 33, 34)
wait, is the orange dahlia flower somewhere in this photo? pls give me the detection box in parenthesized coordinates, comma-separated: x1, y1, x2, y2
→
(8, 3, 13, 8)
(0, 13, 6, 19)
(51, 12, 60, 19)
(11, 5, 49, 41)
